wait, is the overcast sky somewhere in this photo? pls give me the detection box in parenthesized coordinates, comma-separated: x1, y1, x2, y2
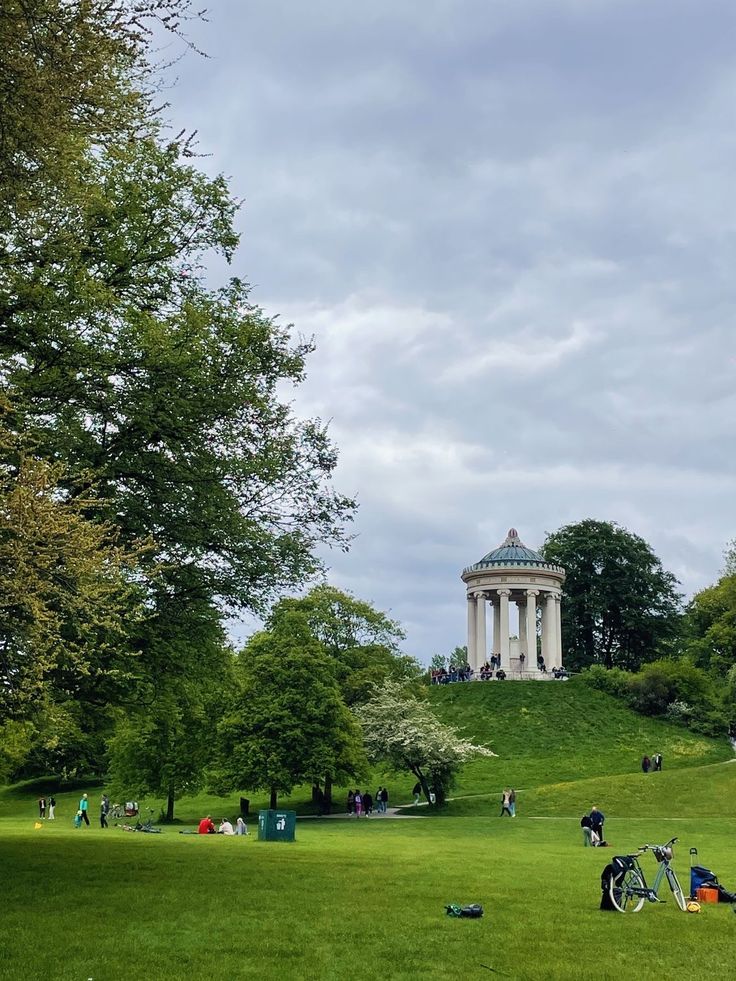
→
(164, 0, 736, 661)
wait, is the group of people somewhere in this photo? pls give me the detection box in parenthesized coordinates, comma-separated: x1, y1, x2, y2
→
(346, 787, 389, 816)
(500, 788, 517, 816)
(37, 796, 56, 821)
(197, 815, 249, 835)
(431, 664, 473, 684)
(431, 659, 571, 684)
(580, 806, 606, 846)
(641, 753, 663, 773)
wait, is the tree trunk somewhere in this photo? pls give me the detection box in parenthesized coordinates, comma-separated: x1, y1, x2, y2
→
(323, 774, 333, 815)
(434, 782, 446, 806)
(414, 769, 432, 806)
(165, 783, 175, 822)
(269, 785, 277, 809)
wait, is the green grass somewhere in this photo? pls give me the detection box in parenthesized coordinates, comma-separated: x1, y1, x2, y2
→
(1, 812, 734, 980)
(2, 681, 734, 979)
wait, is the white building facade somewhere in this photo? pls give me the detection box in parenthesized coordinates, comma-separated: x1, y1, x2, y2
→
(461, 528, 566, 677)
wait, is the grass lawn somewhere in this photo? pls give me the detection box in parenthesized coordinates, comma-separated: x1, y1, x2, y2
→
(1, 810, 734, 980)
(2, 682, 734, 979)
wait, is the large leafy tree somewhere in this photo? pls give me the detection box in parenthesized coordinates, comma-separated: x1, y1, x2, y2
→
(1, 1, 355, 774)
(267, 586, 419, 808)
(354, 682, 495, 807)
(542, 520, 682, 671)
(214, 613, 367, 809)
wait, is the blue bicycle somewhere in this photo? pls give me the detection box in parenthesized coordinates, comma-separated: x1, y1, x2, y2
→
(609, 837, 687, 913)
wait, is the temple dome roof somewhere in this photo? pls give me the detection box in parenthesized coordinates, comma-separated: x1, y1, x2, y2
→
(466, 528, 562, 572)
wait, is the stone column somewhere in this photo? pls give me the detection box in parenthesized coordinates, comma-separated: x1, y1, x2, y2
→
(492, 597, 500, 662)
(475, 593, 487, 668)
(467, 594, 477, 670)
(555, 594, 563, 668)
(543, 592, 556, 667)
(525, 590, 538, 669)
(498, 589, 511, 669)
(518, 597, 527, 661)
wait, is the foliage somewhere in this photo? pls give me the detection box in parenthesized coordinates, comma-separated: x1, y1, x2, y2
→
(267, 585, 417, 706)
(684, 573, 736, 677)
(542, 519, 682, 671)
(106, 603, 234, 820)
(214, 613, 367, 808)
(579, 664, 633, 701)
(0, 416, 144, 724)
(354, 681, 495, 806)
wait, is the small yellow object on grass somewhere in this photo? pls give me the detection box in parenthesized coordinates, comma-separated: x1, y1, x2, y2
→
(686, 901, 702, 914)
(34, 822, 42, 830)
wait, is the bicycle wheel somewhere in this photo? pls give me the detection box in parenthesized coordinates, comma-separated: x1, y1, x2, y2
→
(610, 869, 646, 912)
(666, 868, 687, 911)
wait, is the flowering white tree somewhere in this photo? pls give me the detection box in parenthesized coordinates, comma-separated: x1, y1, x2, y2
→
(354, 682, 495, 806)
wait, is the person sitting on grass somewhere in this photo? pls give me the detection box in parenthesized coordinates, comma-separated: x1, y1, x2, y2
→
(198, 815, 216, 835)
(235, 817, 249, 836)
(496, 669, 506, 681)
(219, 818, 235, 835)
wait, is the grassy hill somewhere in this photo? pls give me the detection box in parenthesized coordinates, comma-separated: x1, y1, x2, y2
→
(427, 677, 732, 799)
(2, 677, 733, 826)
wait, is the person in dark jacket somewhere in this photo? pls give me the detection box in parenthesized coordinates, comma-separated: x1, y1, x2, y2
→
(589, 806, 605, 843)
(641, 755, 651, 773)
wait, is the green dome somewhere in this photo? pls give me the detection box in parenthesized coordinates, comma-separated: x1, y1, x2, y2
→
(467, 528, 561, 571)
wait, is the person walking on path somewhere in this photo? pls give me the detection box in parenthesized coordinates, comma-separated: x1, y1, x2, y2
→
(38, 797, 46, 820)
(100, 797, 109, 829)
(589, 806, 605, 843)
(412, 782, 422, 806)
(346, 790, 355, 815)
(380, 786, 389, 813)
(500, 789, 513, 817)
(79, 793, 90, 826)
(48, 797, 56, 820)
(354, 791, 363, 818)
(509, 788, 517, 817)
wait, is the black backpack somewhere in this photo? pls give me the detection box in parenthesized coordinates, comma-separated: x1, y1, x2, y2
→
(600, 857, 633, 911)
(445, 904, 484, 918)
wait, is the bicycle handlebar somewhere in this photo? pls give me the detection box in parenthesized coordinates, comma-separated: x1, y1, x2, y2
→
(638, 836, 678, 852)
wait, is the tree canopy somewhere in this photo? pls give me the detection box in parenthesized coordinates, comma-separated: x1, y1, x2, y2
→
(354, 681, 495, 806)
(214, 613, 367, 809)
(542, 519, 682, 671)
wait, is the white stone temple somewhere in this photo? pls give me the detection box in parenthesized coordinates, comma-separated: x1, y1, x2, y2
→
(461, 528, 565, 677)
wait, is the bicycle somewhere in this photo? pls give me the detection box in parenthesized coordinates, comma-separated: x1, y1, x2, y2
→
(609, 837, 687, 912)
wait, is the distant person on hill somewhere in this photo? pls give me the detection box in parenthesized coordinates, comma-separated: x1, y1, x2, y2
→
(519, 653, 526, 674)
(413, 781, 422, 806)
(100, 797, 108, 829)
(48, 796, 56, 820)
(641, 755, 651, 774)
(38, 797, 46, 819)
(500, 789, 513, 817)
(509, 788, 517, 817)
(589, 806, 604, 843)
(496, 669, 506, 681)
(198, 816, 216, 835)
(78, 793, 90, 826)
(653, 753, 663, 771)
(537, 657, 546, 674)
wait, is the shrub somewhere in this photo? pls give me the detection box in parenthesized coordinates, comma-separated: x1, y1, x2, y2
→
(580, 665, 632, 700)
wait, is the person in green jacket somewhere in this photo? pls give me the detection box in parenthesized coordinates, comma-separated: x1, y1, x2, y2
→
(79, 793, 90, 827)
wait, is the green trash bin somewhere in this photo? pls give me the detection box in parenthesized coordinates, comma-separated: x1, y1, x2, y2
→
(258, 809, 296, 842)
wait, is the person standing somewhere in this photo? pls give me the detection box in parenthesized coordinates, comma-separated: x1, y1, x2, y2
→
(509, 788, 517, 817)
(380, 786, 389, 813)
(519, 653, 526, 674)
(500, 789, 512, 817)
(346, 790, 354, 815)
(38, 797, 46, 820)
(363, 791, 373, 816)
(412, 781, 422, 806)
(641, 755, 651, 773)
(354, 790, 363, 818)
(589, 806, 605, 844)
(48, 796, 56, 820)
(653, 753, 663, 771)
(100, 796, 109, 829)
(79, 793, 90, 826)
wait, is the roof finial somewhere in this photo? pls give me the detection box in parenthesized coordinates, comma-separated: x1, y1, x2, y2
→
(501, 528, 524, 548)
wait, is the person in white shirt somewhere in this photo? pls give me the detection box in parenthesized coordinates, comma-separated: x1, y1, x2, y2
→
(218, 819, 235, 835)
(235, 817, 249, 836)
